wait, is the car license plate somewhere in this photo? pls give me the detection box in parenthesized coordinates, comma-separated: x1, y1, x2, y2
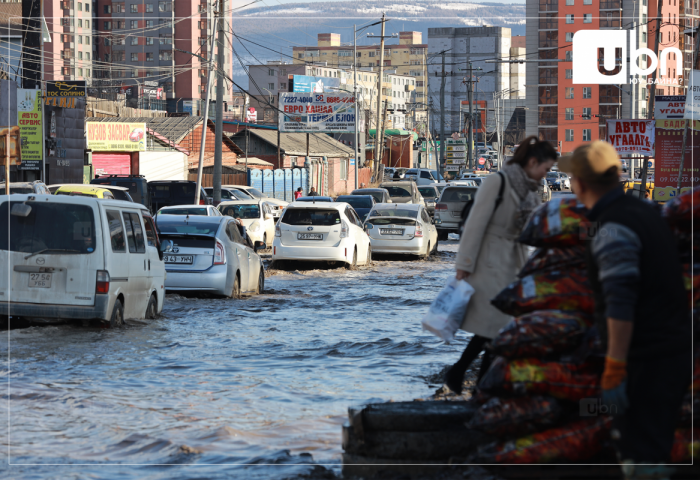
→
(164, 255, 194, 264)
(380, 228, 404, 235)
(297, 233, 323, 240)
(28, 273, 52, 288)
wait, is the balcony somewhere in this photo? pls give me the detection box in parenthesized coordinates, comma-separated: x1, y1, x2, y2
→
(599, 85, 621, 104)
(538, 86, 557, 105)
(538, 68, 558, 84)
(600, 0, 622, 10)
(539, 13, 557, 30)
(538, 107, 557, 125)
(538, 0, 557, 12)
(539, 31, 558, 48)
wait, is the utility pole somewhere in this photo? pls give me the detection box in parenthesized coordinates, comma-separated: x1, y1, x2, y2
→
(467, 62, 474, 171)
(439, 51, 446, 181)
(194, 8, 220, 206)
(213, 0, 226, 204)
(371, 13, 389, 176)
(676, 30, 700, 194)
(353, 23, 359, 189)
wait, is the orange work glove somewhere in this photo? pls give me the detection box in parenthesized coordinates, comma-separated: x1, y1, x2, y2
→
(601, 356, 627, 390)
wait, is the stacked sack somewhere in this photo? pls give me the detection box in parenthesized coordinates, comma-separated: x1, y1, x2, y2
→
(469, 198, 612, 464)
(661, 187, 700, 462)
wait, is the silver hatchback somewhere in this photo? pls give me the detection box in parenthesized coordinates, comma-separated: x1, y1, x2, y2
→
(434, 186, 478, 240)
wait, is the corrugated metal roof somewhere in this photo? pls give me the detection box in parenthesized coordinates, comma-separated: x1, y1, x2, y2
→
(232, 130, 354, 158)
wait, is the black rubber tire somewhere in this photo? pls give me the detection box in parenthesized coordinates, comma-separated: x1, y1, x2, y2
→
(108, 299, 124, 328)
(262, 234, 268, 249)
(432, 239, 439, 255)
(422, 242, 431, 259)
(366, 246, 372, 267)
(256, 268, 265, 295)
(437, 229, 449, 241)
(145, 294, 157, 320)
(346, 248, 357, 270)
(231, 274, 241, 299)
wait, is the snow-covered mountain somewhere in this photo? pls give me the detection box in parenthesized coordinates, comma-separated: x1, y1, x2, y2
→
(230, 1, 525, 85)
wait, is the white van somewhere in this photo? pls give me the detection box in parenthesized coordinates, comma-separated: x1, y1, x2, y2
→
(0, 194, 167, 327)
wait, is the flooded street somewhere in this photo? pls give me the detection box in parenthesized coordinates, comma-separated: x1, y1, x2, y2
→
(3, 241, 466, 479)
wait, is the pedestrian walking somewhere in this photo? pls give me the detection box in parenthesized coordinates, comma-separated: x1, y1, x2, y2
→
(294, 187, 303, 200)
(308, 187, 319, 196)
(559, 141, 690, 478)
(443, 137, 557, 394)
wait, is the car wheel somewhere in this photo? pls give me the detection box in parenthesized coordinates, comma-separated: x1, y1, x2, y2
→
(256, 268, 265, 295)
(231, 274, 241, 299)
(423, 242, 431, 259)
(263, 233, 268, 248)
(108, 299, 124, 328)
(145, 294, 157, 320)
(366, 246, 372, 267)
(432, 239, 439, 255)
(346, 248, 357, 270)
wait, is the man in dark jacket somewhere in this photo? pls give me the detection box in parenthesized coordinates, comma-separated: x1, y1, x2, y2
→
(560, 141, 690, 479)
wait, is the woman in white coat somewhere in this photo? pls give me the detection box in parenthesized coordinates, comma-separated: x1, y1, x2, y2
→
(444, 137, 557, 394)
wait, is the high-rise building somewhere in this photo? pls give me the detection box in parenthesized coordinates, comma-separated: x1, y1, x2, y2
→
(44, 1, 95, 83)
(526, 0, 681, 153)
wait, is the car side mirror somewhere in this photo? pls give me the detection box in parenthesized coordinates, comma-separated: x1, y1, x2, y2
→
(364, 223, 373, 231)
(264, 213, 273, 220)
(160, 239, 174, 253)
(254, 240, 266, 252)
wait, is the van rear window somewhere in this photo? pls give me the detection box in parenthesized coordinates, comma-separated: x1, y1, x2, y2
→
(0, 201, 96, 254)
(281, 208, 341, 226)
(441, 188, 477, 202)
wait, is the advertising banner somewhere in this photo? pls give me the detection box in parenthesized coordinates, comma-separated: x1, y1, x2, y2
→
(17, 89, 43, 167)
(292, 75, 342, 93)
(280, 92, 356, 133)
(47, 81, 86, 99)
(653, 119, 698, 200)
(445, 165, 460, 171)
(684, 70, 700, 119)
(655, 95, 685, 119)
(606, 119, 655, 156)
(86, 122, 147, 152)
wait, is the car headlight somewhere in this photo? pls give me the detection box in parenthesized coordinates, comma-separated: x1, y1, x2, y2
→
(249, 221, 261, 232)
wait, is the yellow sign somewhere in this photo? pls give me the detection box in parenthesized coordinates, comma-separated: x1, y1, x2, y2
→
(653, 186, 693, 202)
(86, 122, 147, 152)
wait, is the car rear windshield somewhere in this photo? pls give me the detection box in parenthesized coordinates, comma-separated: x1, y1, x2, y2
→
(282, 208, 341, 226)
(368, 208, 418, 219)
(546, 172, 559, 178)
(368, 218, 416, 225)
(337, 196, 372, 208)
(0, 201, 96, 254)
(440, 188, 477, 202)
(418, 188, 437, 198)
(220, 204, 260, 219)
(383, 186, 412, 197)
(157, 235, 215, 249)
(156, 222, 220, 235)
(357, 191, 383, 203)
(0, 187, 33, 195)
(151, 183, 196, 199)
(160, 208, 208, 216)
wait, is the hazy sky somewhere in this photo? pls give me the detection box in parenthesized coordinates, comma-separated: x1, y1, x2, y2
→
(231, 0, 526, 8)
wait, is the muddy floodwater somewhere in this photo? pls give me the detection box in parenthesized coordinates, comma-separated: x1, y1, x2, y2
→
(2, 242, 469, 479)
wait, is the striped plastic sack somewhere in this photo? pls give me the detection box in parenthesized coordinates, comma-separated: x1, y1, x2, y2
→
(518, 198, 590, 248)
(518, 245, 587, 278)
(467, 395, 562, 438)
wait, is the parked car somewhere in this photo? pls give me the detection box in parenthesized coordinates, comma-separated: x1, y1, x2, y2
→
(539, 178, 552, 203)
(364, 203, 439, 258)
(272, 202, 372, 269)
(350, 188, 392, 204)
(417, 185, 440, 216)
(559, 172, 571, 190)
(434, 185, 479, 240)
(0, 194, 166, 326)
(545, 171, 569, 191)
(429, 183, 449, 196)
(0, 181, 50, 195)
(384, 167, 406, 179)
(54, 185, 118, 199)
(218, 200, 276, 246)
(155, 215, 266, 297)
(157, 205, 222, 217)
(378, 181, 423, 205)
(335, 194, 376, 222)
(149, 180, 210, 212)
(204, 187, 253, 203)
(295, 196, 334, 202)
(224, 185, 288, 217)
(403, 168, 445, 186)
(92, 174, 150, 209)
(51, 184, 134, 202)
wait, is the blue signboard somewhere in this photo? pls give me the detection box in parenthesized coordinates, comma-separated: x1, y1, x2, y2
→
(293, 75, 342, 93)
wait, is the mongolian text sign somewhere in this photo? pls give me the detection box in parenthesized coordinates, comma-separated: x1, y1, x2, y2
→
(280, 93, 356, 133)
(47, 81, 86, 98)
(606, 119, 655, 156)
(17, 89, 43, 166)
(86, 122, 147, 152)
(655, 95, 685, 119)
(653, 119, 698, 200)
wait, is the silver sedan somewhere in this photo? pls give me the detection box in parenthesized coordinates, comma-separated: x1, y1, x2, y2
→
(364, 203, 439, 257)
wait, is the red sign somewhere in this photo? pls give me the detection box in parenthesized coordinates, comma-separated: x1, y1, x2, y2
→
(654, 119, 699, 189)
(606, 119, 655, 156)
(478, 157, 486, 165)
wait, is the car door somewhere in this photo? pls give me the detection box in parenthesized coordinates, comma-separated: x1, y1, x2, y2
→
(225, 220, 253, 292)
(421, 208, 438, 246)
(120, 209, 148, 318)
(262, 203, 275, 243)
(142, 213, 164, 311)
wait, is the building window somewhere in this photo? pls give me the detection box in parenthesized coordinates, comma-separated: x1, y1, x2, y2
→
(131, 53, 138, 62)
(566, 32, 573, 42)
(565, 108, 574, 120)
(78, 68, 83, 76)
(130, 5, 138, 13)
(159, 51, 172, 61)
(78, 19, 82, 28)
(583, 87, 592, 99)
(642, 32, 647, 43)
(85, 20, 90, 29)
(131, 21, 138, 29)
(566, 0, 573, 4)
(146, 53, 154, 62)
(131, 37, 138, 45)
(369, 51, 375, 57)
(159, 2, 172, 12)
(160, 35, 172, 45)
(583, 14, 593, 24)
(583, 107, 591, 118)
(268, 83, 275, 90)
(146, 3, 154, 13)
(78, 36, 82, 44)
(340, 159, 348, 180)
(147, 37, 154, 45)
(566, 87, 574, 99)
(268, 69, 275, 76)
(566, 14, 574, 24)
(85, 2, 89, 12)
(338, 50, 352, 57)
(583, 129, 592, 141)
(146, 21, 154, 28)
(565, 51, 573, 61)
(584, 0, 592, 4)
(565, 129, 574, 141)
(104, 5, 111, 14)
(566, 69, 573, 79)
(78, 51, 83, 60)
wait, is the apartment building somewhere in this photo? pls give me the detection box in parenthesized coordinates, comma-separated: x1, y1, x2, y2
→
(291, 32, 427, 106)
(428, 27, 525, 136)
(44, 0, 95, 83)
(247, 62, 416, 129)
(525, 0, 681, 153)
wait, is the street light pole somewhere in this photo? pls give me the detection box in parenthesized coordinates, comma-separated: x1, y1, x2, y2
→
(354, 23, 359, 189)
(213, 0, 226, 205)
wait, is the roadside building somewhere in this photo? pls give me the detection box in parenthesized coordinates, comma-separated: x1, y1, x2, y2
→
(44, 0, 94, 84)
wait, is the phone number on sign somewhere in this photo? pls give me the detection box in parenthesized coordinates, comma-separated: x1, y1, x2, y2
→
(284, 95, 355, 104)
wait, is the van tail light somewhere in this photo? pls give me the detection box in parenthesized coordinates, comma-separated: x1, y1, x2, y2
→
(199, 198, 206, 205)
(415, 223, 424, 237)
(340, 220, 349, 238)
(435, 203, 448, 211)
(96, 270, 110, 294)
(275, 223, 281, 237)
(214, 240, 226, 265)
